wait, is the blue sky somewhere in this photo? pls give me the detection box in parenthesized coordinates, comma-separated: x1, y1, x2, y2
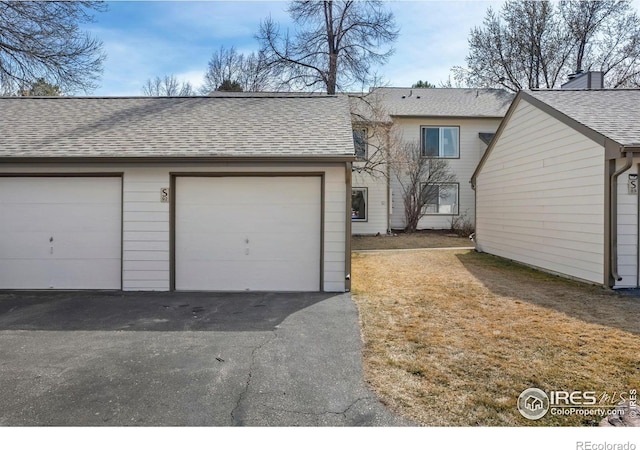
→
(86, 1, 500, 95)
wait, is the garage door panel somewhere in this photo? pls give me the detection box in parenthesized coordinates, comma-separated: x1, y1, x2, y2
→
(180, 178, 315, 205)
(175, 176, 321, 291)
(0, 177, 122, 289)
(177, 260, 319, 292)
(176, 205, 319, 234)
(2, 232, 121, 259)
(176, 216, 313, 235)
(0, 178, 121, 204)
(0, 259, 121, 290)
(0, 204, 121, 233)
(178, 233, 319, 261)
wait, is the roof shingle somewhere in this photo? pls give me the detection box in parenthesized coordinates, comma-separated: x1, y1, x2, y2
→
(372, 87, 513, 118)
(0, 95, 355, 159)
(525, 89, 640, 147)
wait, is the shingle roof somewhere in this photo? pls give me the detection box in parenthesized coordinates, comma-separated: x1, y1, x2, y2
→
(525, 89, 640, 147)
(0, 95, 355, 159)
(365, 87, 513, 119)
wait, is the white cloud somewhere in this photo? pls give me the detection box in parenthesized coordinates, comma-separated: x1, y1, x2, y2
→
(175, 69, 207, 89)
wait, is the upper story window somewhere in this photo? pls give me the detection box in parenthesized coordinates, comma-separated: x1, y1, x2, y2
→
(353, 128, 367, 160)
(421, 126, 459, 158)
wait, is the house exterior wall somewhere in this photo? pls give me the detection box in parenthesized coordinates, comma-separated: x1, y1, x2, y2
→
(615, 158, 640, 288)
(351, 170, 389, 235)
(0, 162, 348, 292)
(475, 99, 606, 285)
(389, 117, 501, 230)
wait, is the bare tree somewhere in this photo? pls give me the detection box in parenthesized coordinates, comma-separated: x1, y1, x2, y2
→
(201, 46, 277, 93)
(560, 0, 640, 87)
(0, 1, 106, 94)
(388, 141, 457, 233)
(453, 1, 571, 91)
(141, 75, 196, 96)
(349, 89, 393, 178)
(257, 1, 398, 94)
(453, 0, 640, 91)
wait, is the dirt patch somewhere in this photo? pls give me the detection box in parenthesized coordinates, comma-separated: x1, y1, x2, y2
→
(352, 230, 472, 250)
(352, 249, 640, 426)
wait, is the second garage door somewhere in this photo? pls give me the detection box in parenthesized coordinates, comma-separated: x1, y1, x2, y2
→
(175, 176, 321, 291)
(0, 176, 122, 289)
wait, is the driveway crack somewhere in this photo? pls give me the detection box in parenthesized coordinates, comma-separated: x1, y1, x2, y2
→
(230, 330, 278, 425)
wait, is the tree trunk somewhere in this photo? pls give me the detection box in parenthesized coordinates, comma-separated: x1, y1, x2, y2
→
(324, 1, 337, 95)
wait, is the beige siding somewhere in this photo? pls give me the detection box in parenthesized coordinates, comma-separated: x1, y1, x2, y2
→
(389, 117, 501, 230)
(351, 171, 388, 235)
(0, 162, 348, 292)
(122, 168, 170, 290)
(475, 100, 605, 284)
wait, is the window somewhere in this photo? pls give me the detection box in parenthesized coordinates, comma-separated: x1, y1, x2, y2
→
(422, 183, 459, 214)
(353, 128, 367, 160)
(351, 188, 367, 221)
(421, 126, 459, 158)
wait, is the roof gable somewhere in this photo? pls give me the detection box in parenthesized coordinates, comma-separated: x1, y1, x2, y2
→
(525, 89, 640, 148)
(471, 89, 640, 185)
(0, 96, 355, 160)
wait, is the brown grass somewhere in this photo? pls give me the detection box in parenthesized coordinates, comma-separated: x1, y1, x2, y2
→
(352, 249, 640, 426)
(352, 230, 472, 250)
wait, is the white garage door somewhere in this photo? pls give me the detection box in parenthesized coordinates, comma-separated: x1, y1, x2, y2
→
(0, 177, 122, 289)
(175, 176, 321, 291)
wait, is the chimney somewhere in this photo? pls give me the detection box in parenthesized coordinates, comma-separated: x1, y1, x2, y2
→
(561, 71, 604, 89)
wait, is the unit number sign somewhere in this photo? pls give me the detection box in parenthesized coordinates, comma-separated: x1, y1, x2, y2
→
(629, 174, 638, 195)
(161, 187, 170, 203)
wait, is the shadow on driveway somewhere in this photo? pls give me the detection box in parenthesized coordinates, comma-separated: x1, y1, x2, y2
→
(0, 291, 332, 332)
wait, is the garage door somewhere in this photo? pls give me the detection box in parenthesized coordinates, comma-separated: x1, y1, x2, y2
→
(0, 177, 122, 289)
(175, 176, 321, 291)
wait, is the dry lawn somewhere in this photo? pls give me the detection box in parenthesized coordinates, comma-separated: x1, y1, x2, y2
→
(352, 249, 640, 426)
(352, 230, 472, 250)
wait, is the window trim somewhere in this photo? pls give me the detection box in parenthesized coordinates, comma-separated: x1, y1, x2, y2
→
(420, 126, 460, 159)
(421, 182, 460, 216)
(353, 128, 368, 161)
(351, 187, 368, 222)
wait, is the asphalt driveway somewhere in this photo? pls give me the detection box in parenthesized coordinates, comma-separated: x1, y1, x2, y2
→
(0, 291, 410, 426)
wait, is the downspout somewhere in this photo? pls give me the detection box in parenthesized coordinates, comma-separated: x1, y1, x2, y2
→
(610, 151, 632, 284)
(345, 161, 352, 292)
(386, 163, 392, 234)
(385, 125, 392, 234)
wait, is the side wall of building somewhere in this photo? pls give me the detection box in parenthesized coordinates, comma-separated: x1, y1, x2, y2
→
(351, 170, 389, 235)
(475, 100, 606, 284)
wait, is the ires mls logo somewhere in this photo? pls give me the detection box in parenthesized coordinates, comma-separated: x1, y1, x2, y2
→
(518, 388, 597, 420)
(518, 388, 550, 420)
(518, 388, 637, 420)
(549, 390, 597, 405)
